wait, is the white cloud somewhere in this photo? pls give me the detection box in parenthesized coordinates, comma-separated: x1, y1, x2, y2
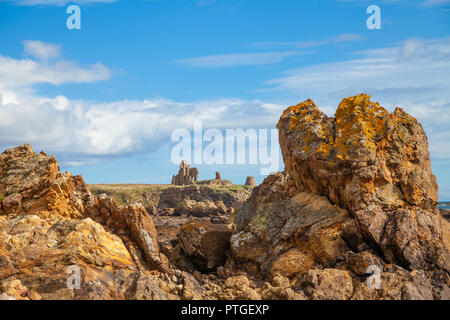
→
(266, 37, 450, 161)
(2, 0, 118, 6)
(0, 41, 283, 164)
(23, 40, 61, 61)
(250, 33, 365, 50)
(175, 51, 300, 68)
(0, 41, 110, 89)
(0, 91, 283, 164)
(337, 0, 450, 7)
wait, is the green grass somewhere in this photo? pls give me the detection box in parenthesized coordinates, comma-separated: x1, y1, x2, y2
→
(213, 185, 253, 192)
(88, 183, 254, 210)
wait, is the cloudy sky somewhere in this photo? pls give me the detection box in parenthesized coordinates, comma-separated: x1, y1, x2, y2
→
(0, 0, 449, 199)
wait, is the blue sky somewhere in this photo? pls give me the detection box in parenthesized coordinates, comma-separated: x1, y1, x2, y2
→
(0, 0, 449, 199)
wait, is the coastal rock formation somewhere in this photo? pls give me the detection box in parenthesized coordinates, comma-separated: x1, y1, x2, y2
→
(231, 94, 450, 299)
(0, 144, 174, 299)
(1, 93, 449, 300)
(171, 161, 198, 185)
(0, 144, 91, 219)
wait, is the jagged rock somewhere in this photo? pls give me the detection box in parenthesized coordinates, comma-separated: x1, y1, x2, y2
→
(231, 175, 351, 278)
(0, 144, 91, 219)
(245, 176, 256, 186)
(94, 194, 165, 270)
(0, 144, 171, 300)
(215, 172, 221, 180)
(171, 160, 198, 185)
(277, 94, 446, 271)
(0, 214, 139, 299)
(177, 220, 233, 271)
(231, 94, 450, 300)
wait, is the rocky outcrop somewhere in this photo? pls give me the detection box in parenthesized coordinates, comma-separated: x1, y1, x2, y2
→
(174, 220, 233, 272)
(0, 144, 262, 301)
(2, 94, 448, 300)
(231, 94, 450, 300)
(0, 144, 174, 299)
(171, 161, 198, 185)
(0, 144, 91, 219)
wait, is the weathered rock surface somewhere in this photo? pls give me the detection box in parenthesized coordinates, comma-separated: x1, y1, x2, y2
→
(175, 220, 233, 272)
(231, 94, 450, 300)
(0, 144, 258, 301)
(0, 144, 91, 219)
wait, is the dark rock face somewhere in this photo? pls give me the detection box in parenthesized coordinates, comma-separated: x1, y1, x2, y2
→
(175, 220, 233, 272)
(231, 94, 450, 300)
(171, 160, 198, 185)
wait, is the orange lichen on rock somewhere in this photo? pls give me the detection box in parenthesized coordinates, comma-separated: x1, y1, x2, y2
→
(334, 94, 390, 161)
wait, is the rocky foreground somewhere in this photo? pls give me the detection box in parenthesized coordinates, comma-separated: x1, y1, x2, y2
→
(0, 94, 449, 300)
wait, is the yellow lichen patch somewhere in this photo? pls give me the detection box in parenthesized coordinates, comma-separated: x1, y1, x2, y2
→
(64, 218, 134, 268)
(334, 94, 389, 160)
(278, 99, 320, 130)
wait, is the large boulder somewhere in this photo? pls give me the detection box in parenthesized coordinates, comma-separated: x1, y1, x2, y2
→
(0, 144, 92, 219)
(177, 220, 233, 272)
(231, 94, 450, 299)
(276, 94, 447, 271)
(1, 193, 22, 214)
(171, 160, 198, 185)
